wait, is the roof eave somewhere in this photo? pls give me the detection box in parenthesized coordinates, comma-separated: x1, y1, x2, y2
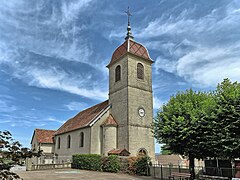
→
(107, 52, 153, 68)
(88, 104, 111, 127)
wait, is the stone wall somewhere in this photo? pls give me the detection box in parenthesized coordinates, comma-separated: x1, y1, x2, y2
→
(102, 126, 117, 156)
(90, 110, 110, 155)
(108, 57, 129, 150)
(108, 53, 154, 160)
(54, 127, 91, 163)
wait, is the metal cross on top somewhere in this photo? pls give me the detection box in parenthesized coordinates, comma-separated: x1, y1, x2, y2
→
(124, 6, 134, 40)
(125, 6, 132, 26)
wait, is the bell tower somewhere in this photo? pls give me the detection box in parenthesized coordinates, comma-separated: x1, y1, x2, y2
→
(107, 8, 154, 159)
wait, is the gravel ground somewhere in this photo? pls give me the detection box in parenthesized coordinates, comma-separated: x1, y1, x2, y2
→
(16, 169, 155, 180)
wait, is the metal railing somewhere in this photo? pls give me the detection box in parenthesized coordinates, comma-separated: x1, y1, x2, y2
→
(149, 164, 240, 179)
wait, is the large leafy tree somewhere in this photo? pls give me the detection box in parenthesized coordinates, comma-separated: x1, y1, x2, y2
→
(213, 79, 240, 159)
(154, 89, 216, 179)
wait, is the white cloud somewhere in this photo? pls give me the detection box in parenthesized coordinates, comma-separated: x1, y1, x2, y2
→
(143, 1, 240, 87)
(0, 1, 94, 64)
(60, 0, 93, 25)
(0, 99, 17, 113)
(0, 113, 63, 127)
(47, 117, 65, 124)
(64, 101, 88, 111)
(153, 95, 163, 110)
(24, 67, 108, 101)
(176, 45, 240, 87)
(0, 46, 108, 101)
(0, 0, 110, 101)
(155, 57, 176, 74)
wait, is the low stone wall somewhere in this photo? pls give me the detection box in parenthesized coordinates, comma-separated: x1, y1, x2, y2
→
(26, 157, 71, 171)
(30, 163, 71, 171)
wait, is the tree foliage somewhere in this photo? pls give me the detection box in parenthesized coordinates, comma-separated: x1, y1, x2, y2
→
(212, 79, 240, 159)
(160, 144, 172, 155)
(154, 89, 216, 159)
(154, 78, 240, 179)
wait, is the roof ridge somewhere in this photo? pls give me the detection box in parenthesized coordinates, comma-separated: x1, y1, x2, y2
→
(55, 100, 109, 135)
(72, 100, 108, 118)
(35, 128, 56, 131)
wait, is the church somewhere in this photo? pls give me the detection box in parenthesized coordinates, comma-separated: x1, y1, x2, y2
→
(31, 15, 155, 163)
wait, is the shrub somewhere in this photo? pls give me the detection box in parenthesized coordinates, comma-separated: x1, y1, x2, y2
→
(72, 154, 101, 171)
(102, 155, 120, 173)
(72, 154, 151, 176)
(127, 157, 138, 174)
(119, 157, 129, 173)
(134, 156, 151, 176)
(0, 170, 23, 180)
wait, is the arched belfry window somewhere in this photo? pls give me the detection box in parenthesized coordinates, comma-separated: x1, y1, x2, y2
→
(80, 132, 84, 147)
(67, 135, 71, 148)
(115, 65, 121, 82)
(137, 63, 144, 80)
(138, 148, 147, 157)
(57, 137, 61, 149)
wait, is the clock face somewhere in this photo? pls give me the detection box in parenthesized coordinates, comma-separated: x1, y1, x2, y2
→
(138, 108, 145, 117)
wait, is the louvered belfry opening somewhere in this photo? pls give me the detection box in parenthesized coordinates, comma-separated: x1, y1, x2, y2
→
(115, 65, 121, 82)
(137, 63, 144, 80)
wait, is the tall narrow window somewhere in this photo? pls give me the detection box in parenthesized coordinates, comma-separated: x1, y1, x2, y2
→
(67, 135, 71, 148)
(137, 63, 144, 80)
(57, 137, 61, 149)
(115, 65, 121, 82)
(80, 132, 84, 147)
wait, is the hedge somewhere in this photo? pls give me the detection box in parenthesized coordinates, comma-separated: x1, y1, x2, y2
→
(102, 155, 120, 173)
(72, 154, 150, 176)
(72, 154, 101, 171)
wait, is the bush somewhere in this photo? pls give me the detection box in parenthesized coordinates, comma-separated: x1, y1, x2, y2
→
(72, 154, 151, 176)
(119, 157, 129, 173)
(102, 155, 120, 173)
(127, 157, 138, 174)
(72, 154, 101, 171)
(0, 170, 23, 180)
(134, 156, 151, 176)
(0, 163, 12, 171)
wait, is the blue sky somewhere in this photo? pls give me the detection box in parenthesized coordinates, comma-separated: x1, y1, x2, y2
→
(0, 0, 240, 153)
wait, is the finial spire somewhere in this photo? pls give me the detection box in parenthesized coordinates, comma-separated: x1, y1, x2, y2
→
(125, 6, 134, 40)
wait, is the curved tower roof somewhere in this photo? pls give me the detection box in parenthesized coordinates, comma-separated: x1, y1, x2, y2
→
(107, 7, 153, 67)
(107, 39, 153, 67)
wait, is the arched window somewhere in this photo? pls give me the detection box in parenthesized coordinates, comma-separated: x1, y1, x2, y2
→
(57, 137, 61, 149)
(138, 148, 147, 157)
(80, 132, 84, 147)
(137, 63, 144, 80)
(67, 135, 71, 148)
(115, 65, 121, 82)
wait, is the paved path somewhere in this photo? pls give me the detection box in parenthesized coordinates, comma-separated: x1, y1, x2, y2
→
(17, 169, 155, 180)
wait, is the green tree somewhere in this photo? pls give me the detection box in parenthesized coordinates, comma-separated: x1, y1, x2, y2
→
(154, 89, 216, 179)
(213, 79, 240, 159)
(160, 144, 172, 155)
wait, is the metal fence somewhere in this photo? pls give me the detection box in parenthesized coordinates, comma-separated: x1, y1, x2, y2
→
(149, 164, 240, 180)
(150, 164, 193, 179)
(203, 166, 240, 179)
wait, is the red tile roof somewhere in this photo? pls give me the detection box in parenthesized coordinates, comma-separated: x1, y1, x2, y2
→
(55, 100, 109, 135)
(102, 114, 118, 127)
(34, 129, 56, 144)
(108, 39, 153, 67)
(155, 154, 184, 165)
